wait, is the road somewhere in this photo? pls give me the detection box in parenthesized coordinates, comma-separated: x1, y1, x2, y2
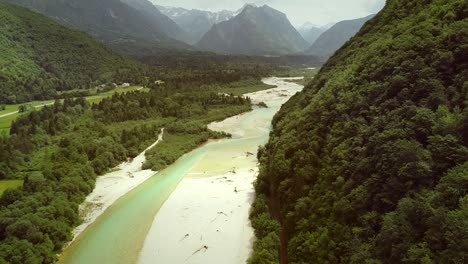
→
(0, 103, 55, 119)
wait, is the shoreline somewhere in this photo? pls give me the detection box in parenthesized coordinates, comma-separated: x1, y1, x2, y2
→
(65, 129, 165, 248)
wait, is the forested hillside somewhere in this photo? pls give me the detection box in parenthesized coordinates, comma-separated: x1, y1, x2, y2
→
(0, 3, 137, 104)
(250, 0, 468, 263)
(0, 0, 191, 56)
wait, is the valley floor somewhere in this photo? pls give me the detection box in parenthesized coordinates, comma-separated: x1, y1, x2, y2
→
(138, 77, 304, 264)
(57, 77, 303, 264)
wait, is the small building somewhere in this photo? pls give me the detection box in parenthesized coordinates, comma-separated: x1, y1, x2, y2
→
(121, 83, 130, 88)
(154, 80, 165, 85)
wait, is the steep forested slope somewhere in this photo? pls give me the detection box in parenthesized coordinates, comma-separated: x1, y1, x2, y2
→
(0, 3, 137, 104)
(250, 0, 468, 263)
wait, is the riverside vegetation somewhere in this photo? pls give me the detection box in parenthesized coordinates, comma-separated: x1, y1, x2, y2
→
(249, 0, 468, 263)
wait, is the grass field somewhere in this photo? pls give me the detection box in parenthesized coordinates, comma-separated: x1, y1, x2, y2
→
(0, 86, 148, 134)
(0, 180, 23, 195)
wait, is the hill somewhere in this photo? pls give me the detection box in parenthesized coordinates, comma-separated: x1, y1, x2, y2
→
(0, 0, 191, 56)
(305, 14, 374, 58)
(250, 0, 468, 263)
(197, 5, 308, 56)
(0, 3, 138, 104)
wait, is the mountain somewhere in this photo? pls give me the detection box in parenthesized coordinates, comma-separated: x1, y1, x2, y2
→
(197, 4, 309, 56)
(119, 0, 189, 43)
(250, 0, 467, 263)
(0, 3, 138, 104)
(0, 0, 192, 56)
(156, 5, 235, 44)
(305, 14, 374, 57)
(298, 23, 326, 45)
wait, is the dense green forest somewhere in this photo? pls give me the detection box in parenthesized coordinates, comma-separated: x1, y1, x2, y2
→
(250, 0, 468, 263)
(0, 3, 138, 104)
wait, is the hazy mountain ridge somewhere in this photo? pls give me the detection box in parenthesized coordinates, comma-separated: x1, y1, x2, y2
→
(196, 4, 308, 56)
(156, 5, 235, 44)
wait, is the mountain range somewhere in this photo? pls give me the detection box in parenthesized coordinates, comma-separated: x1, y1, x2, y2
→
(0, 0, 378, 58)
(305, 14, 375, 57)
(196, 4, 308, 56)
(156, 5, 236, 44)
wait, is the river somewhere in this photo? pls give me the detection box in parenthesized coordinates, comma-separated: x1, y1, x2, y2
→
(58, 77, 303, 264)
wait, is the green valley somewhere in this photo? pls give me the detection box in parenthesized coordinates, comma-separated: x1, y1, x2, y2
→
(0, 0, 466, 263)
(0, 3, 289, 263)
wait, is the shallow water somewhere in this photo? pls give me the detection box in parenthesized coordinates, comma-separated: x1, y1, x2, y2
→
(59, 77, 303, 264)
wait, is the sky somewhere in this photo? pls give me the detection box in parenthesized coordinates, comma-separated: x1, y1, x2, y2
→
(151, 0, 386, 27)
